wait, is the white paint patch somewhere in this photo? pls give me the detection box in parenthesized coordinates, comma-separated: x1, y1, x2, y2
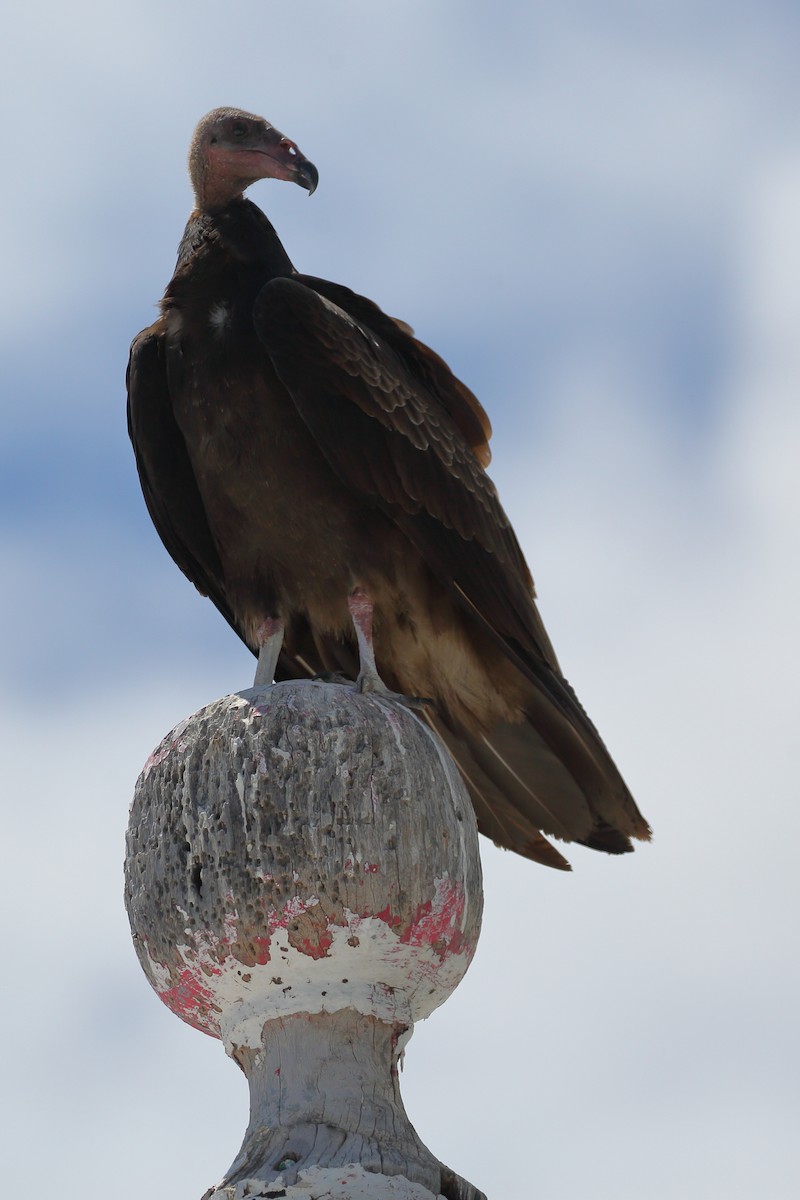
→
(210, 1164, 444, 1199)
(142, 881, 475, 1056)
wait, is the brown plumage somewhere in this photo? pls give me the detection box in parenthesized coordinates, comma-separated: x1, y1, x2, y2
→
(127, 107, 651, 869)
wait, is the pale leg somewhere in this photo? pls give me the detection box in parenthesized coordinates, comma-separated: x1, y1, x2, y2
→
(254, 617, 285, 687)
(347, 587, 432, 708)
(347, 587, 385, 693)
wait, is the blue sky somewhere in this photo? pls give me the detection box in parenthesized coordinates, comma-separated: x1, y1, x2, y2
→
(2, 3, 799, 1197)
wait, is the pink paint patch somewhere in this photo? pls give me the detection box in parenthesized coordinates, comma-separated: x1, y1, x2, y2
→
(143, 720, 190, 778)
(252, 936, 271, 966)
(374, 904, 403, 930)
(266, 894, 320, 935)
(159, 967, 221, 1038)
(400, 877, 468, 958)
(296, 928, 334, 960)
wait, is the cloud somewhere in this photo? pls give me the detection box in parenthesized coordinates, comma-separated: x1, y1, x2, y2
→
(2, 3, 799, 1198)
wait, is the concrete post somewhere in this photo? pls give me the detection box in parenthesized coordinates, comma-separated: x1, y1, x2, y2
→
(125, 680, 486, 1199)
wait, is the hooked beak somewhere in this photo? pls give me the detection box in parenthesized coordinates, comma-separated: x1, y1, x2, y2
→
(258, 127, 318, 194)
(292, 155, 319, 195)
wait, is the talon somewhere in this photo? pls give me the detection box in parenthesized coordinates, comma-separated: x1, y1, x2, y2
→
(347, 586, 385, 693)
(311, 670, 354, 685)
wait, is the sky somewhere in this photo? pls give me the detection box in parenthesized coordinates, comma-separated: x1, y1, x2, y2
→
(2, 2, 799, 1196)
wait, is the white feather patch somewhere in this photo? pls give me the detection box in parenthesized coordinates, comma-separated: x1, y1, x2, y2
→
(209, 302, 231, 333)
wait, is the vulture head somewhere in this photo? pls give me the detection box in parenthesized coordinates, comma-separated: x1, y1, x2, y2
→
(189, 107, 318, 212)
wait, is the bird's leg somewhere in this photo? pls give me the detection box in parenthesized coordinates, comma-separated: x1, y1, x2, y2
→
(253, 617, 284, 687)
(348, 587, 384, 693)
(347, 587, 433, 709)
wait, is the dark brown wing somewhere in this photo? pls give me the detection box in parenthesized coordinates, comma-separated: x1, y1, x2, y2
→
(296, 274, 493, 466)
(126, 323, 241, 641)
(254, 276, 561, 676)
(254, 278, 650, 862)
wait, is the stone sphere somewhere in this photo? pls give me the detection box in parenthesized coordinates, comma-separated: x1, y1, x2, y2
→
(125, 680, 483, 1055)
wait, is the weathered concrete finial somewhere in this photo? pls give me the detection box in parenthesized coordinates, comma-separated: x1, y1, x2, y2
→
(125, 680, 485, 1200)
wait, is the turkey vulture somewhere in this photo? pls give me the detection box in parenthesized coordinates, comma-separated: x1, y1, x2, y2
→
(127, 107, 650, 869)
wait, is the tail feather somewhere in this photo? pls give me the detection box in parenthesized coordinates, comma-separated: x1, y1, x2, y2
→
(429, 690, 649, 870)
(576, 820, 637, 855)
(274, 621, 650, 869)
(519, 671, 651, 844)
(426, 713, 572, 870)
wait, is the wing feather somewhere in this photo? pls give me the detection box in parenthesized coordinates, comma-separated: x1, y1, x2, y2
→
(126, 324, 241, 640)
(296, 274, 493, 465)
(253, 277, 559, 670)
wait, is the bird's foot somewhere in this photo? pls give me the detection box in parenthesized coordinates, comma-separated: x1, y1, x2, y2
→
(348, 586, 435, 710)
(311, 670, 355, 685)
(356, 671, 434, 712)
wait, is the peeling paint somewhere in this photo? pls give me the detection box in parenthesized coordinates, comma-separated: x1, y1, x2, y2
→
(126, 682, 485, 1200)
(127, 682, 482, 1055)
(207, 1163, 445, 1198)
(400, 875, 469, 957)
(140, 899, 476, 1052)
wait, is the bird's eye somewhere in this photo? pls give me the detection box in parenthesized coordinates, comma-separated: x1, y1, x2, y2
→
(231, 121, 249, 138)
